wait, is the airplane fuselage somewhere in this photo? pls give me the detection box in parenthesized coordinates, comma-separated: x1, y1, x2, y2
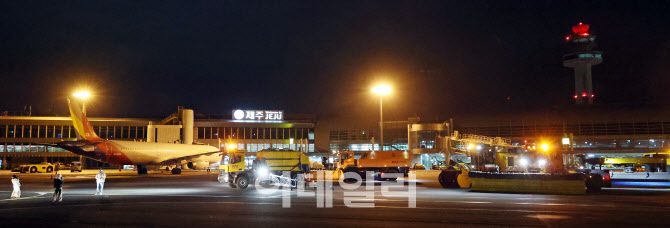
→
(61, 140, 220, 166)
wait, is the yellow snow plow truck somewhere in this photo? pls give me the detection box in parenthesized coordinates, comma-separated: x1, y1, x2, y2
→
(336, 150, 412, 180)
(218, 149, 311, 189)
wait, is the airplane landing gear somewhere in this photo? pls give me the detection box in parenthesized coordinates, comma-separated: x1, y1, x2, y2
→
(137, 165, 148, 174)
(171, 168, 181, 174)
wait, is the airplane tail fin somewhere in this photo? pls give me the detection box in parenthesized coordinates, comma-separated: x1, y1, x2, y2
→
(67, 99, 102, 142)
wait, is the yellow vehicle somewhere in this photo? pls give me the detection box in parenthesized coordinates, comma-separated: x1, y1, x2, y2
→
(603, 157, 667, 173)
(218, 149, 310, 189)
(336, 150, 412, 180)
(18, 162, 55, 173)
(438, 161, 472, 188)
(644, 152, 670, 164)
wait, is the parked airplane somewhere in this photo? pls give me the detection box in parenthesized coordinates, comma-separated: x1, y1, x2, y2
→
(49, 99, 221, 174)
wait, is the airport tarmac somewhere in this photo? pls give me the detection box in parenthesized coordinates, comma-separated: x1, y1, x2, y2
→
(1, 170, 670, 227)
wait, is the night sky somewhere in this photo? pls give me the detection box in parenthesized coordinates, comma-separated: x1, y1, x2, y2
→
(1, 1, 669, 124)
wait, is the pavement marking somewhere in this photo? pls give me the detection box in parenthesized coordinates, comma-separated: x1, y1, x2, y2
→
(607, 187, 670, 192)
(515, 202, 616, 207)
(0, 196, 664, 215)
(526, 214, 572, 220)
(433, 200, 492, 204)
(435, 200, 492, 204)
(0, 192, 46, 201)
(0, 190, 643, 210)
(0, 200, 585, 214)
(37, 193, 245, 198)
(515, 197, 559, 201)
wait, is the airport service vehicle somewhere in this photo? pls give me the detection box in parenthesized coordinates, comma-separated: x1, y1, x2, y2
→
(336, 150, 412, 180)
(47, 99, 222, 174)
(18, 162, 55, 173)
(11, 164, 29, 172)
(218, 149, 310, 189)
(53, 162, 67, 171)
(440, 144, 574, 189)
(590, 156, 670, 183)
(577, 169, 612, 187)
(70, 161, 82, 172)
(438, 161, 472, 188)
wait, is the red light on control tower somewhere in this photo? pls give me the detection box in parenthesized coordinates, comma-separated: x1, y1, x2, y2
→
(572, 22, 590, 35)
(565, 22, 600, 105)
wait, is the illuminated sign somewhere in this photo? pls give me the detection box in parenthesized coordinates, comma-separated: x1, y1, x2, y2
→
(232, 110, 283, 120)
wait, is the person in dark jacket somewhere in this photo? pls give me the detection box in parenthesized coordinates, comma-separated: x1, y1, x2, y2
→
(53, 174, 63, 202)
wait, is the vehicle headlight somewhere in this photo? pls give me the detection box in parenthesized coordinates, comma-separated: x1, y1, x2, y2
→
(257, 167, 269, 176)
(519, 158, 528, 167)
(538, 159, 547, 166)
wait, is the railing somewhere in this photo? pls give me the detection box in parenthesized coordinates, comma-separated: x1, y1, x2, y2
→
(457, 134, 512, 145)
(457, 121, 670, 138)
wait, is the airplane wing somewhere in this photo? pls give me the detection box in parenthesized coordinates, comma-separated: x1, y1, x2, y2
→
(36, 140, 103, 148)
(156, 150, 223, 164)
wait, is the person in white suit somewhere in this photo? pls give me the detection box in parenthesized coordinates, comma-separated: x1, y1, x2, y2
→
(11, 175, 20, 199)
(95, 169, 106, 195)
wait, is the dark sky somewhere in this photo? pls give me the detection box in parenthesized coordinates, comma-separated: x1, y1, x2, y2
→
(1, 1, 669, 123)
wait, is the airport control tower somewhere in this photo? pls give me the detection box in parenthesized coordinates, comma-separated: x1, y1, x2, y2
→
(563, 22, 602, 105)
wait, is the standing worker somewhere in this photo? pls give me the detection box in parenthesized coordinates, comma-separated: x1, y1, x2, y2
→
(95, 168, 106, 195)
(53, 174, 63, 203)
(11, 175, 20, 199)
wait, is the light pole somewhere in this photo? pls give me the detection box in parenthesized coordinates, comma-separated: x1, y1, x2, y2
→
(72, 91, 91, 115)
(372, 85, 391, 151)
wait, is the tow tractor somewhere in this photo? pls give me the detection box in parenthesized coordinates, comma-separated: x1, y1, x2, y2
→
(218, 149, 311, 189)
(15, 162, 56, 173)
(438, 161, 473, 188)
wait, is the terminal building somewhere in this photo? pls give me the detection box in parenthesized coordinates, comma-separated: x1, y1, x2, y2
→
(455, 109, 670, 169)
(0, 108, 316, 170)
(327, 109, 670, 170)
